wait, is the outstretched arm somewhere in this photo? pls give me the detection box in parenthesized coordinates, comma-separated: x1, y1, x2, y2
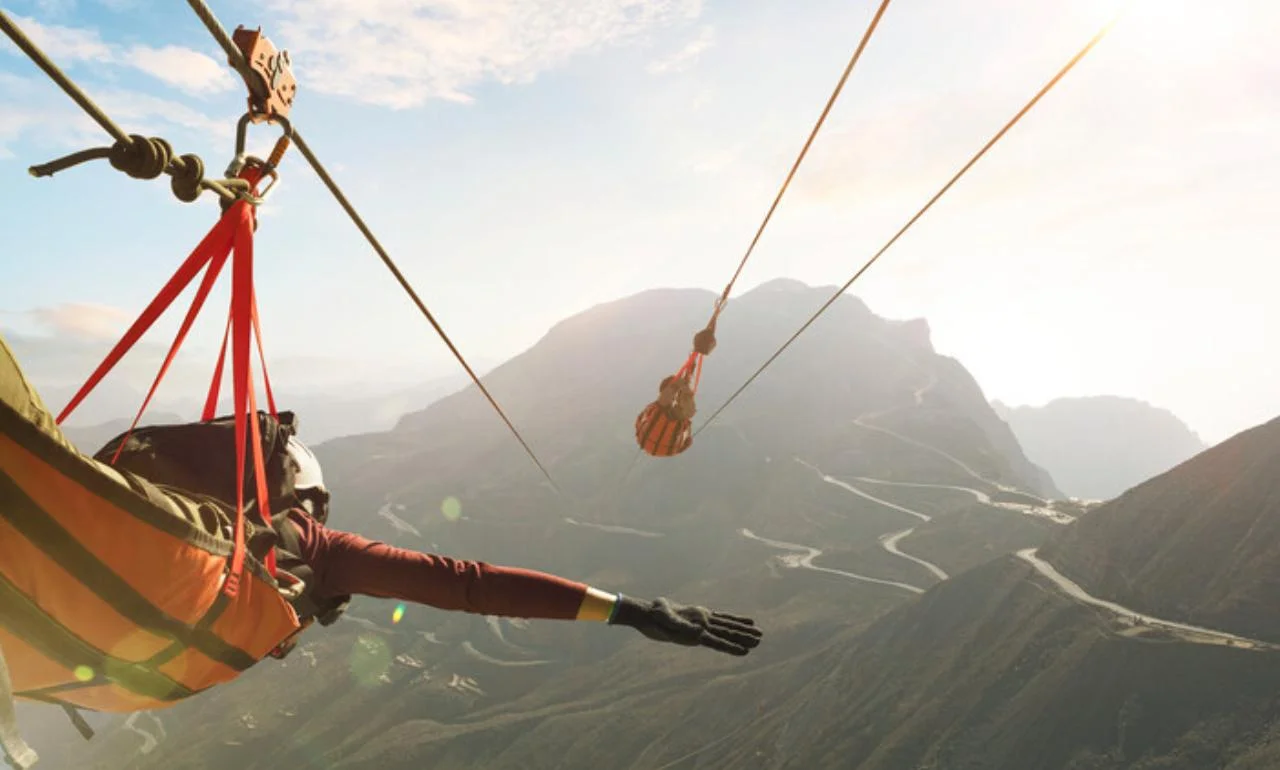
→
(289, 511, 593, 619)
(289, 512, 762, 655)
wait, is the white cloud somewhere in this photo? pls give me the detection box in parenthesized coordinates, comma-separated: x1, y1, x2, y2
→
(0, 16, 237, 156)
(0, 73, 233, 158)
(94, 88, 234, 141)
(647, 25, 713, 74)
(6, 2, 709, 116)
(127, 44, 237, 94)
(28, 303, 131, 340)
(0, 106, 56, 158)
(0, 73, 103, 157)
(7, 13, 114, 63)
(94, 0, 142, 10)
(264, 0, 704, 108)
(33, 0, 77, 16)
(3, 15, 235, 100)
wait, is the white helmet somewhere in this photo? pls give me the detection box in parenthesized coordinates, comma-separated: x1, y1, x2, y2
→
(287, 435, 331, 522)
(287, 435, 325, 492)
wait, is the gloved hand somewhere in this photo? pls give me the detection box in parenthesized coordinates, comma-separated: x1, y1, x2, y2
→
(608, 595, 763, 656)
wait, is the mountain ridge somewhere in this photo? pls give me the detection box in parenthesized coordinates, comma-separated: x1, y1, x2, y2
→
(1039, 413, 1280, 641)
(994, 395, 1207, 500)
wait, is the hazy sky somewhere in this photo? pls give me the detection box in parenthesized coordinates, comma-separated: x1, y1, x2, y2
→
(1, 0, 1275, 444)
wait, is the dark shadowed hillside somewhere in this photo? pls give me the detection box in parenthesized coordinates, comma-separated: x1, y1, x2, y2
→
(994, 396, 1207, 500)
(708, 555, 1280, 770)
(1039, 414, 1280, 642)
(695, 414, 1280, 769)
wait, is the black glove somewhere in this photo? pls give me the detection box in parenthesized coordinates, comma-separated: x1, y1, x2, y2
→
(608, 595, 763, 656)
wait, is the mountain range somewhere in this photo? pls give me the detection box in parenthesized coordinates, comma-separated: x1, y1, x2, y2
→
(994, 396, 1208, 501)
(46, 374, 476, 455)
(15, 279, 1276, 770)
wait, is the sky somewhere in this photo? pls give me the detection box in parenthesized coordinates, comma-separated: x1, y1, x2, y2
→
(0, 0, 1276, 445)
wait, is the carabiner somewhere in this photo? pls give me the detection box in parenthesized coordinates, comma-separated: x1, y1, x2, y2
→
(226, 113, 293, 179)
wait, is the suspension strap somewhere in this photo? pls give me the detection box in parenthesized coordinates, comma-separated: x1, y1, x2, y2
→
(223, 196, 277, 590)
(54, 188, 249, 426)
(105, 237, 234, 465)
(56, 166, 280, 596)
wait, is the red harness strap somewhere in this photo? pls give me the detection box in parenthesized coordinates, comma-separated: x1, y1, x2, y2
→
(675, 350, 705, 394)
(57, 168, 277, 598)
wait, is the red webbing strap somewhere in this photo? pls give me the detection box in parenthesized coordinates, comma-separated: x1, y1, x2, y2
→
(202, 315, 232, 422)
(108, 240, 235, 464)
(53, 163, 279, 598)
(673, 351, 705, 394)
(251, 294, 278, 418)
(55, 218, 240, 425)
(202, 286, 277, 419)
(223, 196, 277, 596)
(246, 351, 276, 577)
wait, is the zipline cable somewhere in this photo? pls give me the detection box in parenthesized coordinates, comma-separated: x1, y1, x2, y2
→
(708, 0, 894, 326)
(0, 9, 248, 203)
(628, 0, 895, 467)
(184, 0, 561, 492)
(693, 9, 1126, 440)
(711, 0, 890, 321)
(0, 10, 127, 143)
(289, 131, 560, 493)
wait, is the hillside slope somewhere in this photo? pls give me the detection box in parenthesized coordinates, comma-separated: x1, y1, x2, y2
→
(1040, 415, 1280, 641)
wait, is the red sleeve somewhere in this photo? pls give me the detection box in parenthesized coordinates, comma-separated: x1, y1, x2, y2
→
(287, 512, 588, 620)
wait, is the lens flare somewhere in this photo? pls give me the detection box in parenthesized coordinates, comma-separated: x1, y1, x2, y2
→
(73, 665, 94, 682)
(392, 602, 406, 624)
(348, 633, 392, 687)
(441, 496, 462, 521)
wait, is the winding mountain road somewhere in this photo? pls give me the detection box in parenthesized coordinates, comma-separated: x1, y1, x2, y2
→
(485, 616, 527, 651)
(122, 712, 165, 756)
(461, 641, 551, 668)
(853, 417, 1049, 506)
(851, 476, 1076, 525)
(775, 369, 1072, 590)
(851, 371, 1049, 506)
(563, 517, 664, 538)
(376, 504, 423, 538)
(739, 528, 924, 594)
(1018, 548, 1280, 651)
(798, 459, 931, 523)
(833, 377, 1268, 655)
(795, 458, 947, 583)
(881, 529, 949, 580)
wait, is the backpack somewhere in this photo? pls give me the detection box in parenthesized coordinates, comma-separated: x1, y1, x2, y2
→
(94, 410, 301, 524)
(94, 411, 350, 637)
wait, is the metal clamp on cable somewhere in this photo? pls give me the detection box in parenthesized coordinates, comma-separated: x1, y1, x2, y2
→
(229, 25, 295, 124)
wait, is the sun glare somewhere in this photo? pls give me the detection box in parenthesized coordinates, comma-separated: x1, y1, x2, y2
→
(1084, 0, 1237, 61)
